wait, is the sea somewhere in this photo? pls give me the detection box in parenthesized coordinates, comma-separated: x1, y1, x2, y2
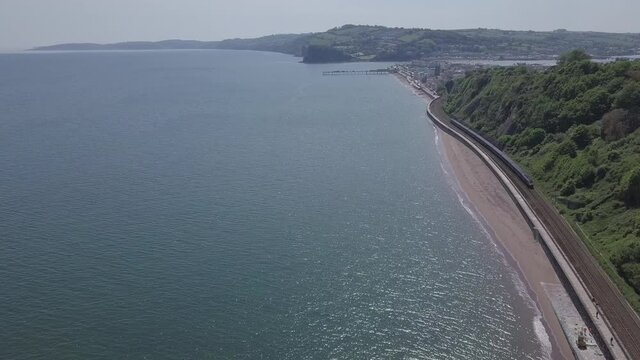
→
(0, 50, 549, 359)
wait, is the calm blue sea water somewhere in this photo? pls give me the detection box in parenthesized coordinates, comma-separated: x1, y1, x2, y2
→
(0, 50, 546, 359)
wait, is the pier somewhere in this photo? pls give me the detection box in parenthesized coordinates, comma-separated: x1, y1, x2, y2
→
(322, 69, 393, 76)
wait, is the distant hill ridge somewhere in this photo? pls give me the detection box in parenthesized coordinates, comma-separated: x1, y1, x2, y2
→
(33, 25, 640, 63)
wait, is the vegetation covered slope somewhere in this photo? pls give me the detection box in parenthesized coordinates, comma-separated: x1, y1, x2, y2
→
(444, 52, 640, 310)
(34, 25, 640, 63)
(298, 25, 640, 62)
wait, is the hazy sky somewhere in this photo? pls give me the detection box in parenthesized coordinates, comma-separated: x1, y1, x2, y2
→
(1, 0, 639, 50)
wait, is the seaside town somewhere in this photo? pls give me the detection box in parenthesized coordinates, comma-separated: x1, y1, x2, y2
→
(390, 60, 550, 97)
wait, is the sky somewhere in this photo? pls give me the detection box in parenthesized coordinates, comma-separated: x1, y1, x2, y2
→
(1, 0, 639, 50)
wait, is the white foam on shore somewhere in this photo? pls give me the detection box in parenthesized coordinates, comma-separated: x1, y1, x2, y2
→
(433, 125, 553, 360)
(533, 314, 553, 359)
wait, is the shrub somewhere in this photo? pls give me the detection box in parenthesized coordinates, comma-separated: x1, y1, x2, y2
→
(621, 167, 640, 206)
(608, 150, 621, 162)
(620, 263, 640, 294)
(576, 210, 593, 223)
(560, 180, 576, 196)
(613, 82, 640, 109)
(558, 49, 592, 65)
(570, 124, 594, 149)
(515, 128, 546, 148)
(596, 165, 609, 179)
(557, 139, 578, 157)
(577, 166, 596, 187)
(602, 109, 640, 141)
(615, 243, 640, 294)
(627, 70, 640, 82)
(539, 151, 559, 172)
(498, 135, 514, 148)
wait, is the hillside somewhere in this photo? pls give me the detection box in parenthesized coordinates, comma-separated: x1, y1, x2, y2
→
(33, 25, 640, 62)
(300, 25, 640, 62)
(31, 34, 305, 53)
(444, 51, 640, 310)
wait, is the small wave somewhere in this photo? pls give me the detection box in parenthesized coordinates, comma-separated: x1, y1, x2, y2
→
(507, 259, 553, 360)
(533, 314, 553, 360)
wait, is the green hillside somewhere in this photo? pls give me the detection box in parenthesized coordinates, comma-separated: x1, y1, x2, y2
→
(296, 25, 640, 62)
(444, 51, 640, 311)
(34, 25, 640, 63)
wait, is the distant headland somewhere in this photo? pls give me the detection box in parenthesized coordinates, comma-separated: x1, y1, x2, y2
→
(33, 24, 640, 63)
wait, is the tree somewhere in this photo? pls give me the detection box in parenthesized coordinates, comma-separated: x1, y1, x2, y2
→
(515, 128, 546, 148)
(558, 49, 592, 65)
(602, 109, 640, 141)
(621, 167, 640, 206)
(557, 139, 578, 157)
(613, 82, 640, 109)
(570, 124, 594, 149)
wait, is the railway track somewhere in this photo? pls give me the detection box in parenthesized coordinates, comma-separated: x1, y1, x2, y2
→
(430, 97, 640, 359)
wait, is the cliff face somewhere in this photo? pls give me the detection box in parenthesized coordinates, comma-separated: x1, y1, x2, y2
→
(301, 45, 353, 63)
(444, 54, 640, 310)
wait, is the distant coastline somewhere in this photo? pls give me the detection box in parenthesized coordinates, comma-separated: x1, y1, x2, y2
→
(31, 24, 640, 63)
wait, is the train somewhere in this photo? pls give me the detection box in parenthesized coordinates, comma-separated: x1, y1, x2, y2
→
(449, 118, 535, 189)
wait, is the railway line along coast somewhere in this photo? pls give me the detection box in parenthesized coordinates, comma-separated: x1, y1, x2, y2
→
(423, 91, 640, 359)
(391, 66, 640, 359)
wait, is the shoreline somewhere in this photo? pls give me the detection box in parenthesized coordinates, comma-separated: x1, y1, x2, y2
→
(395, 76, 575, 359)
(436, 123, 573, 360)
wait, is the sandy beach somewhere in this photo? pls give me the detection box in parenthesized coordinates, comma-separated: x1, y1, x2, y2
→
(398, 79, 575, 359)
(438, 128, 573, 360)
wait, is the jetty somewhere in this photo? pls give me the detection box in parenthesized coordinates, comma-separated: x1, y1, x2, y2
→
(322, 69, 393, 76)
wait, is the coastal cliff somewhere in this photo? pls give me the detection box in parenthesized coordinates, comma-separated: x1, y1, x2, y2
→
(443, 51, 640, 312)
(301, 45, 353, 63)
